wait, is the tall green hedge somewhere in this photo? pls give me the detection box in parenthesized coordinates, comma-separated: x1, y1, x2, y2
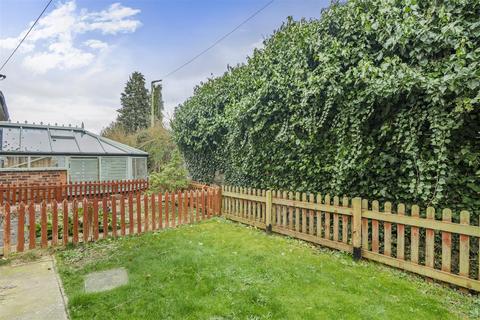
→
(172, 0, 480, 215)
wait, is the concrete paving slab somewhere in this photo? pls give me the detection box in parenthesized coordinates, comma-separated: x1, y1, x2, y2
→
(0, 256, 68, 320)
(84, 267, 128, 293)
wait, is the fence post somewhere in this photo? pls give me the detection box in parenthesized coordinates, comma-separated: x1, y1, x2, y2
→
(352, 197, 362, 260)
(217, 187, 222, 216)
(265, 190, 272, 233)
(3, 203, 10, 257)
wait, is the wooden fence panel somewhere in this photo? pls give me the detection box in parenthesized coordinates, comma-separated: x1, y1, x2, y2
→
(159, 193, 163, 229)
(361, 199, 369, 250)
(240, 188, 245, 219)
(73, 199, 79, 245)
(171, 192, 176, 227)
(165, 192, 170, 227)
(342, 196, 349, 243)
(111, 195, 117, 238)
(144, 194, 149, 232)
(273, 190, 279, 226)
(384, 202, 392, 257)
(120, 195, 126, 236)
(93, 199, 99, 241)
(29, 202, 35, 249)
(2, 185, 479, 292)
(63, 200, 69, 245)
(151, 193, 156, 230)
(184, 191, 189, 223)
(177, 192, 182, 226)
(3, 203, 10, 256)
(83, 198, 89, 242)
(201, 190, 205, 221)
(295, 192, 300, 232)
(397, 204, 405, 260)
(41, 201, 47, 248)
(136, 193, 142, 233)
(17, 203, 25, 252)
(425, 207, 435, 268)
(309, 194, 315, 235)
(52, 201, 58, 246)
(189, 191, 194, 223)
(128, 194, 134, 235)
(459, 211, 470, 278)
(219, 185, 480, 291)
(411, 205, 420, 264)
(0, 179, 148, 206)
(441, 208, 452, 273)
(102, 198, 108, 239)
(261, 189, 267, 224)
(333, 196, 339, 242)
(371, 200, 379, 253)
(281, 191, 287, 228)
(316, 193, 322, 237)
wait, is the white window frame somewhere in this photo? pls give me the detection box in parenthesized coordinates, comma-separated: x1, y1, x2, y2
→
(131, 157, 148, 179)
(0, 155, 68, 171)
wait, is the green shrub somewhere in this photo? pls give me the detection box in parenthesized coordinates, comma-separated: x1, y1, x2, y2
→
(102, 123, 178, 173)
(148, 150, 189, 192)
(172, 0, 479, 216)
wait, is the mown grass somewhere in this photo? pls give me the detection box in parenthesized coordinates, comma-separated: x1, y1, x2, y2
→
(56, 218, 480, 319)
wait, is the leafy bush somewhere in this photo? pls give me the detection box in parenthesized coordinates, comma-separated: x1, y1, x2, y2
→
(102, 123, 178, 172)
(148, 150, 189, 192)
(172, 0, 479, 215)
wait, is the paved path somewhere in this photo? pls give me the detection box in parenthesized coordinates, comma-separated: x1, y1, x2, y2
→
(0, 256, 69, 320)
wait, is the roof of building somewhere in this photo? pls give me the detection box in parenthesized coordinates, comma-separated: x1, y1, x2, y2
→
(0, 91, 10, 121)
(0, 121, 148, 157)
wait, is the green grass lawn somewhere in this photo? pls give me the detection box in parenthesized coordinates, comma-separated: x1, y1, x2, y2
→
(56, 218, 479, 319)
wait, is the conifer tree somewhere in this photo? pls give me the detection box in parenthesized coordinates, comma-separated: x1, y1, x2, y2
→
(117, 71, 150, 133)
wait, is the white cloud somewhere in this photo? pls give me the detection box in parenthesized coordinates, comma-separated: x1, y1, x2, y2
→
(0, 37, 35, 53)
(2, 45, 132, 133)
(0, 1, 142, 133)
(82, 3, 141, 24)
(80, 3, 142, 34)
(23, 45, 95, 73)
(0, 1, 141, 74)
(84, 39, 108, 50)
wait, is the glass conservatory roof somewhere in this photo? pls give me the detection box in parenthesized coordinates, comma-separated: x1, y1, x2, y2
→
(0, 122, 148, 156)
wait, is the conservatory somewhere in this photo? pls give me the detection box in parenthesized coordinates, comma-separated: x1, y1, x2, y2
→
(0, 121, 148, 184)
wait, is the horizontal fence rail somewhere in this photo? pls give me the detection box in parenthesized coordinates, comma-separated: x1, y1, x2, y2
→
(221, 185, 480, 292)
(189, 181, 213, 190)
(1, 187, 221, 256)
(0, 179, 149, 206)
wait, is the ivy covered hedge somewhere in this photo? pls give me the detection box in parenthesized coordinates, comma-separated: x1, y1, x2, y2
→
(172, 0, 479, 215)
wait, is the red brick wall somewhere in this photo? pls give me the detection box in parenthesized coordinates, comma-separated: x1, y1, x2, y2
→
(0, 170, 67, 185)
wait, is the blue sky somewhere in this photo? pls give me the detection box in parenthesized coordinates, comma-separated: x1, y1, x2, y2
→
(0, 0, 330, 132)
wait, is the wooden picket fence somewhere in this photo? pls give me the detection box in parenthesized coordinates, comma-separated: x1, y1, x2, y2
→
(0, 179, 149, 206)
(3, 182, 478, 292)
(1, 187, 221, 256)
(221, 186, 480, 292)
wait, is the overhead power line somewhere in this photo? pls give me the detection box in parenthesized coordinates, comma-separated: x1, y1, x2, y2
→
(162, 0, 274, 79)
(0, 0, 54, 73)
